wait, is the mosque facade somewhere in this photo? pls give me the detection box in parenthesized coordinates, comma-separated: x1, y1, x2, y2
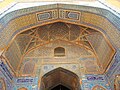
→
(0, 0, 120, 90)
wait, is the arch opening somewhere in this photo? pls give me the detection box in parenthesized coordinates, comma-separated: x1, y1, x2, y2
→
(54, 47, 65, 57)
(41, 67, 80, 90)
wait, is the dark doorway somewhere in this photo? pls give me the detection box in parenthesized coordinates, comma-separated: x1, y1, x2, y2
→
(51, 85, 70, 90)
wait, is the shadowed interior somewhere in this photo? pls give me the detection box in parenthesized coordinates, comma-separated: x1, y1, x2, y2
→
(41, 68, 80, 90)
(51, 85, 70, 90)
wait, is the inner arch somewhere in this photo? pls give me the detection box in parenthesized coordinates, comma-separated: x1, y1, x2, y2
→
(41, 67, 80, 90)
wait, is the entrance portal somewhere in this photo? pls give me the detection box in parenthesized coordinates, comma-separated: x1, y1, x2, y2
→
(41, 68, 80, 90)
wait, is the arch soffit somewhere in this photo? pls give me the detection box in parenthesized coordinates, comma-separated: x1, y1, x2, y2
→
(41, 67, 80, 90)
(0, 4, 118, 51)
(3, 21, 116, 75)
(4, 20, 115, 52)
(42, 67, 79, 80)
(4, 20, 115, 64)
(3, 20, 115, 57)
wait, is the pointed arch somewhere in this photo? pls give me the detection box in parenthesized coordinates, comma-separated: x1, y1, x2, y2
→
(54, 47, 65, 57)
(41, 67, 80, 90)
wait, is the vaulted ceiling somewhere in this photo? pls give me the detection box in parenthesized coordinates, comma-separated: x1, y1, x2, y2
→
(0, 3, 119, 78)
(4, 22, 115, 76)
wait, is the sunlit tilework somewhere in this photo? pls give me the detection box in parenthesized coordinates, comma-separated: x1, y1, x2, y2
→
(0, 4, 119, 90)
(81, 12, 120, 48)
(5, 40, 22, 71)
(0, 5, 119, 50)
